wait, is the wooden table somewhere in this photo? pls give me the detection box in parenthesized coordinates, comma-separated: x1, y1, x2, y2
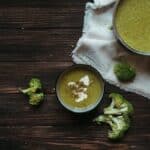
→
(0, 0, 149, 149)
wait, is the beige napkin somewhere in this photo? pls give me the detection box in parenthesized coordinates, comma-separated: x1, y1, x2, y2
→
(72, 0, 150, 99)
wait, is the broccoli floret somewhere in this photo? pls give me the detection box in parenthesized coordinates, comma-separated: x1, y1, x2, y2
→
(20, 78, 44, 106)
(108, 115, 130, 140)
(29, 78, 42, 90)
(20, 78, 42, 95)
(104, 93, 134, 116)
(94, 114, 130, 140)
(29, 93, 44, 106)
(114, 62, 136, 82)
(93, 93, 134, 141)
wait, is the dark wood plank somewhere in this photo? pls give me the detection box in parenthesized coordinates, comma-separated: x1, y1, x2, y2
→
(0, 5, 85, 29)
(0, 93, 149, 126)
(0, 125, 149, 150)
(0, 0, 89, 7)
(0, 62, 72, 94)
(0, 29, 80, 62)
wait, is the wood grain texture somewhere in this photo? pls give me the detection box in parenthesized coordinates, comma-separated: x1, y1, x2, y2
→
(0, 0, 149, 150)
(0, 0, 89, 6)
(0, 29, 80, 62)
(0, 7, 84, 29)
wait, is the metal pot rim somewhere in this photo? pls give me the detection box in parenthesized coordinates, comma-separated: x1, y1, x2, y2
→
(113, 0, 150, 56)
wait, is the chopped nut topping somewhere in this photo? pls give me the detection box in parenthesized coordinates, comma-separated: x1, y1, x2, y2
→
(68, 75, 92, 102)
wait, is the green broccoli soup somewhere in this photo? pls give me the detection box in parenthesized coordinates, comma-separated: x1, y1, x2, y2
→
(58, 67, 103, 110)
(115, 0, 150, 53)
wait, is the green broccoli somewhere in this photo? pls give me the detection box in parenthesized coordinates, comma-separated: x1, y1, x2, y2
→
(94, 114, 130, 140)
(20, 78, 42, 95)
(93, 93, 134, 141)
(20, 78, 44, 106)
(114, 62, 136, 82)
(29, 93, 44, 106)
(104, 93, 134, 116)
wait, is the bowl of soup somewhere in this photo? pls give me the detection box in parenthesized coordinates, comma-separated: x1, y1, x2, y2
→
(56, 64, 104, 113)
(113, 0, 150, 56)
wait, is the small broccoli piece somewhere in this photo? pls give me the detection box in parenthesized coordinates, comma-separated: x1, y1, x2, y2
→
(94, 114, 130, 140)
(29, 93, 44, 106)
(114, 63, 136, 82)
(104, 93, 134, 116)
(20, 78, 44, 106)
(20, 78, 42, 95)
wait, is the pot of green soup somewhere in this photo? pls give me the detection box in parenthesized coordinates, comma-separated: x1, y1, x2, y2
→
(113, 0, 150, 56)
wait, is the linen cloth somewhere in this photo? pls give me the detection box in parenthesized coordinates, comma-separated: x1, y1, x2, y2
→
(72, 0, 150, 99)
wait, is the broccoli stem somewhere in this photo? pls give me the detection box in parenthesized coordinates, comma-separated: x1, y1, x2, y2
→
(104, 107, 128, 115)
